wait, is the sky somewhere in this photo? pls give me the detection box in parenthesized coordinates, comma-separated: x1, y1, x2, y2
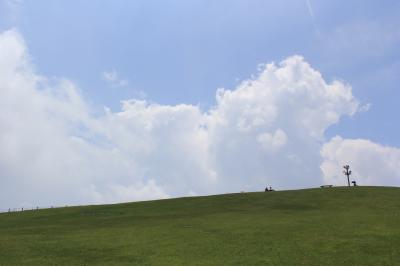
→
(1, 0, 400, 209)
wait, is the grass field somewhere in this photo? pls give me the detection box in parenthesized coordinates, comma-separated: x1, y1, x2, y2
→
(0, 186, 399, 265)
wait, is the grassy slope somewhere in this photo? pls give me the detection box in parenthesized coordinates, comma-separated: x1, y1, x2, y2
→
(0, 187, 400, 265)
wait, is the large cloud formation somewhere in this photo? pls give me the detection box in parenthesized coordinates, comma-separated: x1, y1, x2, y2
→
(0, 29, 398, 209)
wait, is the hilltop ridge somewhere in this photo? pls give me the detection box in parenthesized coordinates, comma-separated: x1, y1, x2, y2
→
(1, 186, 399, 265)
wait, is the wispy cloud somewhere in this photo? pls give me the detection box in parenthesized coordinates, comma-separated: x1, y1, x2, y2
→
(101, 69, 128, 87)
(306, 0, 320, 35)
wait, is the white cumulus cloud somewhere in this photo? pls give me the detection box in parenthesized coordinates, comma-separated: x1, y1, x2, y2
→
(102, 69, 128, 87)
(2, 28, 397, 210)
(321, 136, 400, 186)
(257, 129, 287, 151)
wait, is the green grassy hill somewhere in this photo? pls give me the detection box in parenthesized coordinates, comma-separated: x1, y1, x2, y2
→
(1, 187, 400, 265)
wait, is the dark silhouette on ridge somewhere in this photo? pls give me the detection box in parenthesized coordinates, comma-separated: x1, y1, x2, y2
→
(343, 165, 352, 187)
(265, 186, 274, 192)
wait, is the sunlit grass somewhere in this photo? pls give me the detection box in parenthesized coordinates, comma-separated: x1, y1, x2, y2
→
(1, 187, 399, 265)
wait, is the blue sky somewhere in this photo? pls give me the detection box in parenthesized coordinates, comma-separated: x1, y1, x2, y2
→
(1, 0, 400, 208)
(1, 0, 399, 145)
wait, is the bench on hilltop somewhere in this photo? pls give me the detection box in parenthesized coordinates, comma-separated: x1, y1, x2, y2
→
(320, 185, 333, 188)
